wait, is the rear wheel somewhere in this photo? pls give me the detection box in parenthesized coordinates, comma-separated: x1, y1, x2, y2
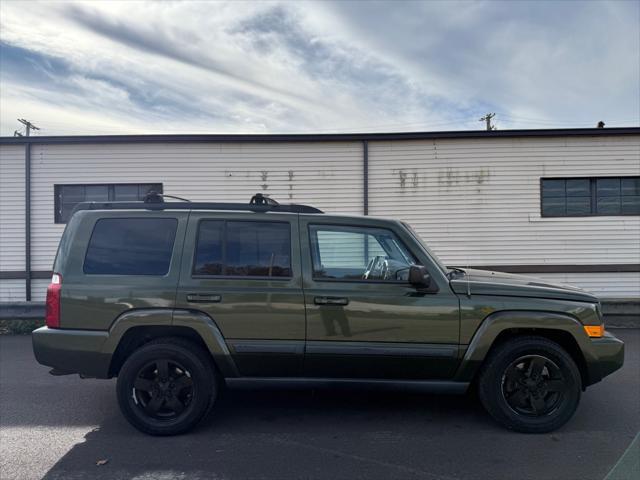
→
(478, 336, 581, 433)
(116, 337, 217, 435)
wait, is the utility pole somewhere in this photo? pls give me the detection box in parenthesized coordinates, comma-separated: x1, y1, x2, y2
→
(17, 118, 40, 136)
(479, 113, 496, 131)
(16, 119, 39, 301)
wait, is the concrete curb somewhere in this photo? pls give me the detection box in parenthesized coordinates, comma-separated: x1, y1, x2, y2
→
(606, 317, 640, 328)
(602, 300, 640, 328)
(0, 302, 45, 320)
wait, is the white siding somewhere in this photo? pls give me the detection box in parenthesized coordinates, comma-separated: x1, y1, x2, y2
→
(30, 279, 49, 302)
(532, 272, 640, 299)
(368, 136, 640, 270)
(1, 134, 638, 301)
(0, 145, 26, 301)
(0, 144, 25, 270)
(0, 279, 26, 302)
(30, 142, 364, 270)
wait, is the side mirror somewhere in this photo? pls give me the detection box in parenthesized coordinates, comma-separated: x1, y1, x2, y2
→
(408, 265, 431, 287)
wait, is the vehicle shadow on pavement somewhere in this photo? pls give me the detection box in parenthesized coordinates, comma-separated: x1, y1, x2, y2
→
(3, 331, 638, 480)
(40, 388, 493, 480)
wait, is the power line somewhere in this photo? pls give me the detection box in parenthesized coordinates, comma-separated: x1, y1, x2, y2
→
(495, 113, 639, 126)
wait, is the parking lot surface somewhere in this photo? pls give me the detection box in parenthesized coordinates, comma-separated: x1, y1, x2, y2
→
(1, 330, 638, 480)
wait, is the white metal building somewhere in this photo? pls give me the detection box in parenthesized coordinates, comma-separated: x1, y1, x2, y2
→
(1, 128, 639, 305)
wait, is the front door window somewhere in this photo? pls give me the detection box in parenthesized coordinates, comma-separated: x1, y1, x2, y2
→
(309, 225, 417, 282)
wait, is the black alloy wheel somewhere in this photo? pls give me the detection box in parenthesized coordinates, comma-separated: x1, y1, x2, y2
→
(117, 337, 217, 435)
(132, 359, 194, 419)
(501, 355, 566, 417)
(478, 336, 581, 433)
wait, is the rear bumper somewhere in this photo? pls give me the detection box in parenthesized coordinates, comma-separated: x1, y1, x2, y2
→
(32, 326, 111, 378)
(585, 330, 624, 386)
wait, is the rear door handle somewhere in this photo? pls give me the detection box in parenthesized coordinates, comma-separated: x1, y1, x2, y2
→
(187, 294, 222, 303)
(314, 296, 349, 306)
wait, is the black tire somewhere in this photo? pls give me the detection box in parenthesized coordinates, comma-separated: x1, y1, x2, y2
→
(478, 336, 581, 433)
(116, 337, 217, 436)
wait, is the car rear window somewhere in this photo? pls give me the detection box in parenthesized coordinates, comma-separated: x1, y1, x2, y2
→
(84, 218, 177, 275)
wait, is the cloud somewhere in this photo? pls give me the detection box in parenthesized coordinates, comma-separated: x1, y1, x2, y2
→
(63, 3, 317, 105)
(0, 0, 637, 136)
(310, 0, 640, 125)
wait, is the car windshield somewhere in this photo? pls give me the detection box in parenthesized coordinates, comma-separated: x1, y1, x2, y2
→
(401, 222, 449, 275)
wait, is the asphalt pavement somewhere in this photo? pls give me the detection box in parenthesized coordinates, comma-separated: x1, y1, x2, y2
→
(1, 330, 638, 480)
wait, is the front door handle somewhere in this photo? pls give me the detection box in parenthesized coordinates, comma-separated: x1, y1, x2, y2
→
(187, 293, 222, 303)
(314, 296, 349, 306)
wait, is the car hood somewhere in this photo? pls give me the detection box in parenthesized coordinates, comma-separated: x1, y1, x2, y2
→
(449, 268, 599, 303)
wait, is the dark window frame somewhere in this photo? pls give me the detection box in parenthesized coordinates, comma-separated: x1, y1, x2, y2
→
(540, 176, 640, 217)
(54, 183, 163, 224)
(192, 219, 293, 280)
(83, 217, 178, 276)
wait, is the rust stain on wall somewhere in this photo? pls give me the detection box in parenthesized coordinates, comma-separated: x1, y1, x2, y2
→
(437, 167, 490, 187)
(399, 170, 407, 188)
(288, 170, 294, 199)
(395, 169, 420, 190)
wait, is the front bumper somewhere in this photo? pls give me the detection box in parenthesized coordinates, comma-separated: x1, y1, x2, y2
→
(32, 326, 111, 378)
(585, 330, 625, 386)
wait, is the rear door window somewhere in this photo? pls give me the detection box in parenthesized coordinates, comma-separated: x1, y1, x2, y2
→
(193, 220, 291, 277)
(84, 218, 177, 275)
(193, 220, 224, 275)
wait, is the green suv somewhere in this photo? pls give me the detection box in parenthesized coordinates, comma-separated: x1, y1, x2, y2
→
(33, 193, 624, 435)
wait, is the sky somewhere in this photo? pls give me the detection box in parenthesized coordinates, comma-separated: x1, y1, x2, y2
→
(0, 0, 638, 136)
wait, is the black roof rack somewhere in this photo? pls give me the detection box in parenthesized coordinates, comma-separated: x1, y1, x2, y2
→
(71, 192, 323, 215)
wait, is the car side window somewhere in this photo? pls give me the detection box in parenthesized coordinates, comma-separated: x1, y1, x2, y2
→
(193, 220, 292, 278)
(84, 218, 177, 275)
(309, 225, 417, 282)
(193, 220, 224, 275)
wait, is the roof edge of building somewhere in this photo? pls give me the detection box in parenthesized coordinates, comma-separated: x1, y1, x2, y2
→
(1, 127, 639, 145)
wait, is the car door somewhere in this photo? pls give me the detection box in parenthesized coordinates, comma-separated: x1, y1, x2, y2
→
(176, 212, 305, 377)
(300, 217, 461, 380)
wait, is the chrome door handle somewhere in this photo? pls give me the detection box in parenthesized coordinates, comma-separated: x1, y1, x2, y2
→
(314, 296, 349, 306)
(187, 294, 222, 303)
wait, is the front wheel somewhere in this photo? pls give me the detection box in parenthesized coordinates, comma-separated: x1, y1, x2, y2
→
(478, 336, 581, 433)
(116, 337, 217, 435)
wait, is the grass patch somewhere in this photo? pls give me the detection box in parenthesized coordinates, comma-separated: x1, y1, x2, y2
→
(0, 319, 44, 335)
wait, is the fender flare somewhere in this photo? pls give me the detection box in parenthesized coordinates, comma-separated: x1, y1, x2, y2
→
(103, 308, 239, 378)
(453, 310, 594, 382)
(172, 309, 239, 377)
(103, 308, 173, 354)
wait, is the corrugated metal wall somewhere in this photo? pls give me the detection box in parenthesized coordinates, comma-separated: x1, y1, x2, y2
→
(368, 136, 640, 266)
(368, 136, 640, 298)
(1, 134, 639, 302)
(369, 136, 640, 298)
(531, 272, 639, 299)
(29, 141, 364, 273)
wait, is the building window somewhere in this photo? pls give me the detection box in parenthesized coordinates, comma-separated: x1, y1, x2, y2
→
(541, 177, 640, 217)
(54, 183, 162, 223)
(84, 218, 177, 275)
(193, 220, 292, 278)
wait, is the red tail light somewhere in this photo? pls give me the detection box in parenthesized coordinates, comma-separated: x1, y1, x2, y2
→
(45, 273, 62, 328)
